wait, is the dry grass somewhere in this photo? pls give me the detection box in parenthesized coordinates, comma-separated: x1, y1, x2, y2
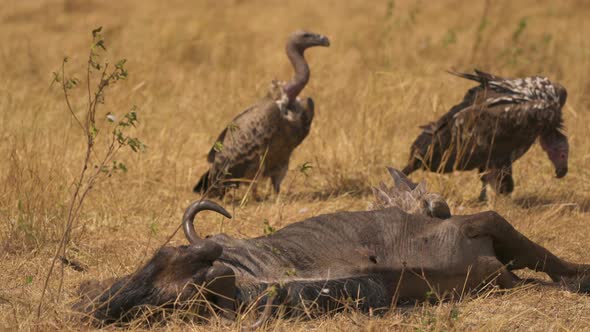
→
(2, 0, 590, 330)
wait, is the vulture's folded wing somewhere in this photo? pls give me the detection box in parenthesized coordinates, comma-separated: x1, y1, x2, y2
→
(207, 99, 282, 178)
(452, 93, 562, 128)
(206, 104, 259, 163)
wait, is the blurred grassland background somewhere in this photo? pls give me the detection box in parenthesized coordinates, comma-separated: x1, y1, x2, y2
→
(1, 0, 590, 330)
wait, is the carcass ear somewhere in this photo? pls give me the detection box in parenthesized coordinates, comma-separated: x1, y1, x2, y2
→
(386, 167, 417, 191)
(412, 181, 427, 197)
(371, 183, 390, 206)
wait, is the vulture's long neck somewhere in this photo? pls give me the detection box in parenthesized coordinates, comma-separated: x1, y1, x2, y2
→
(283, 43, 309, 103)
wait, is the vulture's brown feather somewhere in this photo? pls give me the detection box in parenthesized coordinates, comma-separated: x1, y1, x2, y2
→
(194, 31, 329, 197)
(403, 69, 568, 200)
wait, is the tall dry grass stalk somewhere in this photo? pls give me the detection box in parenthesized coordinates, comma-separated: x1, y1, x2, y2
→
(1, 0, 590, 330)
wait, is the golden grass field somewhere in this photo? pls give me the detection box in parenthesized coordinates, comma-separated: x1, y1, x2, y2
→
(2, 0, 590, 330)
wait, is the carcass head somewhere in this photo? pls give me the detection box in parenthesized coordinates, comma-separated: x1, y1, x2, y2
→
(371, 167, 451, 219)
(75, 241, 236, 325)
(75, 201, 241, 326)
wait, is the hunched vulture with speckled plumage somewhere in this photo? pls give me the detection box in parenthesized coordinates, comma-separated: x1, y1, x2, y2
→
(194, 31, 330, 198)
(402, 69, 569, 200)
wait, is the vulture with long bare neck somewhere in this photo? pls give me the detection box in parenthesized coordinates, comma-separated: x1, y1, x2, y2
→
(194, 31, 330, 197)
(402, 69, 569, 200)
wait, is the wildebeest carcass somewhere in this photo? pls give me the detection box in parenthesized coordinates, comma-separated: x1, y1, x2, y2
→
(193, 31, 330, 198)
(402, 69, 569, 200)
(76, 168, 589, 326)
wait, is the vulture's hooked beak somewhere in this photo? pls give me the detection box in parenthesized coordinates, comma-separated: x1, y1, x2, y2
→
(556, 167, 568, 178)
(318, 35, 330, 47)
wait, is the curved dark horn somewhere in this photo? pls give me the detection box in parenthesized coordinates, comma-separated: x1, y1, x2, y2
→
(244, 292, 277, 331)
(386, 166, 417, 191)
(182, 200, 232, 244)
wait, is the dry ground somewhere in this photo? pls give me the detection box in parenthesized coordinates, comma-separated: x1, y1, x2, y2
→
(1, 0, 590, 330)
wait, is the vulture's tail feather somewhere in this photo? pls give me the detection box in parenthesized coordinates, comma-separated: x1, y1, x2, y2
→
(193, 171, 210, 193)
(447, 69, 485, 83)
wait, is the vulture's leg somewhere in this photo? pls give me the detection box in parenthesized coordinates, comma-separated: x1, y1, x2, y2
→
(249, 182, 262, 202)
(478, 168, 488, 201)
(498, 173, 514, 195)
(479, 166, 514, 201)
(489, 165, 514, 196)
(270, 164, 289, 194)
(478, 183, 487, 202)
(215, 185, 228, 200)
(458, 211, 590, 291)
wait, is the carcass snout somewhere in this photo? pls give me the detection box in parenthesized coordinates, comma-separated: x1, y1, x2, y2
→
(75, 242, 236, 325)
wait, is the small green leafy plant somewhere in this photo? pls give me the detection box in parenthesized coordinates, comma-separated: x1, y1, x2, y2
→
(37, 26, 145, 318)
(263, 219, 276, 236)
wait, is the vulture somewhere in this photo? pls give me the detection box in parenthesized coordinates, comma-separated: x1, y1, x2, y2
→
(194, 31, 330, 197)
(402, 69, 569, 200)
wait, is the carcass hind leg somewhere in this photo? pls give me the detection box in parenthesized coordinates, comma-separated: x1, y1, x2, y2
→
(457, 211, 590, 290)
(469, 256, 517, 291)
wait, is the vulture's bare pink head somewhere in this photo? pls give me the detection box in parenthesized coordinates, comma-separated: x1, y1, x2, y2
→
(539, 82, 569, 178)
(540, 129, 569, 178)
